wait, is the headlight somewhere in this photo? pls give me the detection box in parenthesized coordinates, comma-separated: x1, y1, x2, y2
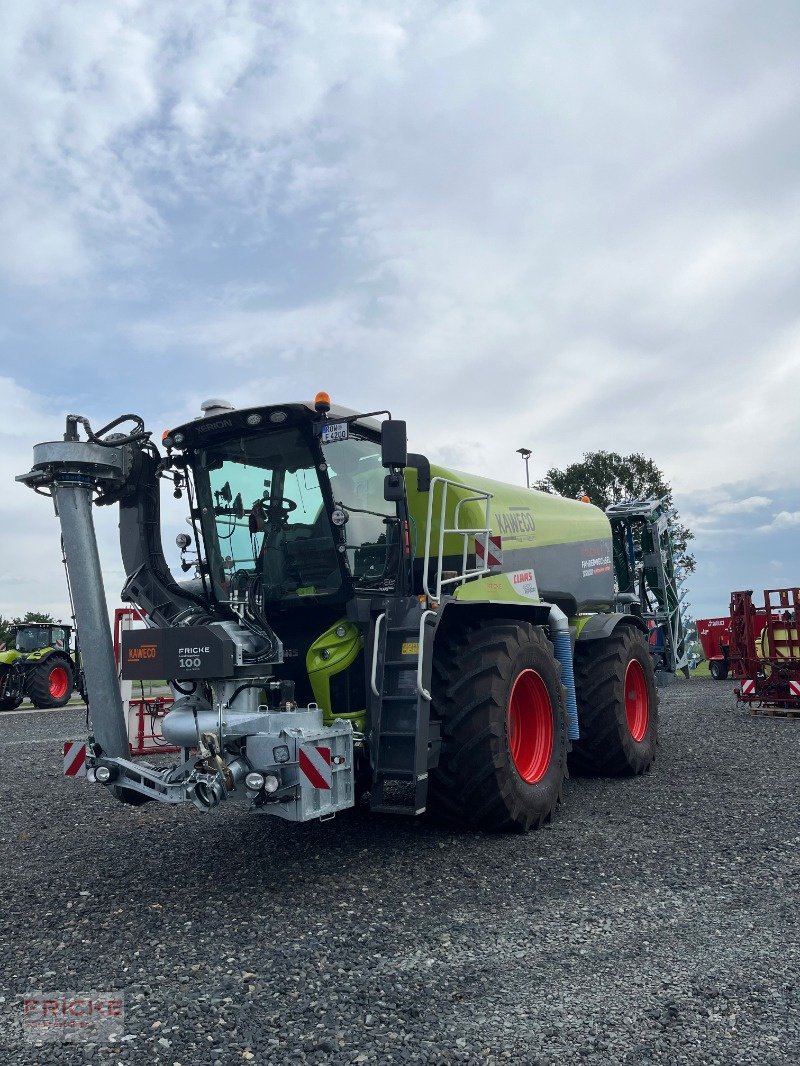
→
(263, 774, 280, 794)
(95, 765, 112, 783)
(245, 772, 265, 791)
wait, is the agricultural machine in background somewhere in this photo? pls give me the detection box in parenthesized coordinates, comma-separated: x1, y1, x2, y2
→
(606, 498, 690, 680)
(696, 614, 768, 680)
(729, 588, 800, 711)
(18, 398, 660, 832)
(0, 622, 78, 710)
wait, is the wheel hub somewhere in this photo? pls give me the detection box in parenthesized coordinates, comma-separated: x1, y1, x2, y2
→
(48, 666, 70, 700)
(507, 668, 554, 783)
(624, 659, 649, 742)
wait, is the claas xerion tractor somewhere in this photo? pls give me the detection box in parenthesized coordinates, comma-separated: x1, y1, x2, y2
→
(0, 622, 76, 710)
(18, 396, 659, 830)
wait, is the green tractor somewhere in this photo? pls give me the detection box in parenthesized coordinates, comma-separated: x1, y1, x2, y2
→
(0, 622, 77, 710)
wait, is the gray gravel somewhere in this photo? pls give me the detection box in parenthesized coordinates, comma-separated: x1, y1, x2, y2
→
(0, 679, 797, 1065)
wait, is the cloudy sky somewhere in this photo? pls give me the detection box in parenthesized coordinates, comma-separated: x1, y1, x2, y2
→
(1, 0, 799, 626)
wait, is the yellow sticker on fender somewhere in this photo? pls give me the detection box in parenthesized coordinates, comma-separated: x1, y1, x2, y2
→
(401, 642, 419, 655)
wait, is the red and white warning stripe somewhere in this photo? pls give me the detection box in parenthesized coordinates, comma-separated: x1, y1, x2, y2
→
(63, 741, 87, 777)
(741, 679, 756, 696)
(476, 534, 503, 569)
(789, 680, 800, 697)
(298, 744, 332, 790)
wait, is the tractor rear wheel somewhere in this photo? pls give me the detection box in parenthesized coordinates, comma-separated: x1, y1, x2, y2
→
(28, 657, 74, 709)
(709, 660, 728, 681)
(570, 626, 658, 776)
(429, 619, 569, 831)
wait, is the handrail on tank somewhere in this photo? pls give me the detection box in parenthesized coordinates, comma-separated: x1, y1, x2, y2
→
(423, 476, 493, 601)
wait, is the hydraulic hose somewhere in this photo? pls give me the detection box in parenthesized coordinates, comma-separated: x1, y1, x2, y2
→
(548, 605, 580, 741)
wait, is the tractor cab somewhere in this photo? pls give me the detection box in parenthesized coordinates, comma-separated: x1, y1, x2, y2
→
(192, 418, 401, 607)
(12, 623, 71, 655)
(163, 400, 409, 724)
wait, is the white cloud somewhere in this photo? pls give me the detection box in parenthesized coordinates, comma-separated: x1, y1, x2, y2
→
(2, 1, 800, 622)
(710, 495, 772, 515)
(758, 510, 800, 533)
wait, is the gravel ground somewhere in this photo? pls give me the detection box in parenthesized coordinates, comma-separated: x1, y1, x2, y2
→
(0, 679, 797, 1065)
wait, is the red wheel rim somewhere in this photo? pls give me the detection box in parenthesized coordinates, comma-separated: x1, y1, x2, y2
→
(625, 659, 649, 742)
(48, 666, 70, 699)
(507, 669, 554, 783)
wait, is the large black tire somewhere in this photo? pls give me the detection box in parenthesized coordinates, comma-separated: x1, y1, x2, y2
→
(27, 656, 74, 709)
(428, 619, 569, 831)
(0, 664, 24, 710)
(709, 660, 728, 681)
(570, 626, 658, 776)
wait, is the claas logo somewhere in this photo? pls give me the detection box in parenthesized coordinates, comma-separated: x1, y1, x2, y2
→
(127, 644, 158, 662)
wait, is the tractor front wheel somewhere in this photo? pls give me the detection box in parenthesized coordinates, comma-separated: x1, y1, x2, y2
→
(429, 619, 569, 831)
(28, 658, 74, 709)
(0, 665, 24, 711)
(570, 626, 659, 776)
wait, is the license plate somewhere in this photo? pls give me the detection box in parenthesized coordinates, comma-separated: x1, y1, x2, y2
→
(321, 421, 349, 444)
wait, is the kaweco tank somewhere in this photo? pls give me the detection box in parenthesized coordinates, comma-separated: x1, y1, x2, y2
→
(405, 464, 613, 615)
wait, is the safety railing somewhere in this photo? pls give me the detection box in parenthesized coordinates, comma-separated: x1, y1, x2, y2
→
(422, 476, 493, 601)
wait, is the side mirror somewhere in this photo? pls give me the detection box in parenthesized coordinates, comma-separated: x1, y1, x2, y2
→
(384, 473, 405, 502)
(381, 420, 407, 468)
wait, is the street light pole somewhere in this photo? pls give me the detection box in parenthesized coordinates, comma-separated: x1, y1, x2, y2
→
(516, 447, 532, 489)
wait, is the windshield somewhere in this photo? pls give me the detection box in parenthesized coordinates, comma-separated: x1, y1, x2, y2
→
(197, 428, 343, 604)
(195, 425, 401, 605)
(15, 627, 50, 652)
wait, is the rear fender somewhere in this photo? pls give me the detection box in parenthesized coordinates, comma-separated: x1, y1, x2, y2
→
(435, 600, 552, 642)
(575, 613, 648, 643)
(439, 599, 553, 625)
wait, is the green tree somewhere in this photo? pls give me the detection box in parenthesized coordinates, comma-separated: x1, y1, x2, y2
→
(534, 450, 695, 573)
(16, 611, 57, 625)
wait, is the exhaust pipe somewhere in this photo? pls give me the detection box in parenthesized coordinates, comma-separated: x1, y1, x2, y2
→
(18, 435, 132, 759)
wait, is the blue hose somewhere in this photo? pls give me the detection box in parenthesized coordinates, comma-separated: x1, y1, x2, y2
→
(549, 616, 580, 740)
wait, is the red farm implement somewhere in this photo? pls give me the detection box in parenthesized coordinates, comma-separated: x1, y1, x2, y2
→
(696, 613, 768, 681)
(728, 588, 800, 713)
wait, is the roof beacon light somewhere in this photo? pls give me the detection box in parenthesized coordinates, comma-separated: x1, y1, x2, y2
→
(314, 391, 331, 414)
